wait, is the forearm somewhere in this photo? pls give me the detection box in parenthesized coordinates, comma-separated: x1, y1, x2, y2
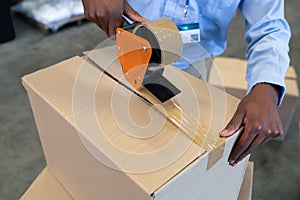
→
(239, 0, 291, 105)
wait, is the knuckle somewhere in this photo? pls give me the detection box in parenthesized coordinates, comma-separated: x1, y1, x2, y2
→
(252, 123, 263, 133)
(278, 127, 284, 136)
(274, 129, 284, 137)
(248, 126, 262, 136)
(265, 129, 273, 136)
(279, 130, 284, 136)
(85, 12, 96, 21)
(95, 11, 106, 19)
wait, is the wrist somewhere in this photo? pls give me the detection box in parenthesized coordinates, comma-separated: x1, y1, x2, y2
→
(251, 83, 281, 106)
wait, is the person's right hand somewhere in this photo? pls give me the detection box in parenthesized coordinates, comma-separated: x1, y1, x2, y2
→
(82, 0, 147, 37)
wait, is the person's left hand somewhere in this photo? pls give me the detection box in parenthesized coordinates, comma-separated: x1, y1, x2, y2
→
(219, 83, 284, 166)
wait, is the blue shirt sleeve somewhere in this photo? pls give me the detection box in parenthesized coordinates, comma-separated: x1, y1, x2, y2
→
(239, 0, 291, 105)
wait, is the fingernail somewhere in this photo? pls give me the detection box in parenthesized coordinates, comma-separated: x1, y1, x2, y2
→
(220, 129, 232, 137)
(229, 160, 235, 165)
(219, 129, 227, 136)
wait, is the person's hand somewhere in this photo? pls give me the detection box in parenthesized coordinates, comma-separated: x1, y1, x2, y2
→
(219, 83, 284, 166)
(82, 0, 147, 37)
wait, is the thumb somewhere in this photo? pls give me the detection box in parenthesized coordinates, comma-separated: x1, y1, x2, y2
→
(220, 111, 244, 137)
(123, 1, 148, 23)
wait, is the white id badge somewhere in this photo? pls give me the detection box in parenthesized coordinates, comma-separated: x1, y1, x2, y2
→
(170, 15, 201, 44)
(177, 23, 200, 44)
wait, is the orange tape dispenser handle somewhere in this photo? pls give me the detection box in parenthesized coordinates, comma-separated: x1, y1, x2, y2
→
(116, 28, 152, 90)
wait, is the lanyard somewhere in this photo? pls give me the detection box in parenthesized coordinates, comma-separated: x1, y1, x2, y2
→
(184, 0, 190, 17)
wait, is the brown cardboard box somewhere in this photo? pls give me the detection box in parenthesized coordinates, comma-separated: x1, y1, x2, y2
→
(237, 162, 254, 200)
(209, 57, 299, 138)
(22, 50, 249, 200)
(20, 162, 254, 200)
(20, 167, 73, 200)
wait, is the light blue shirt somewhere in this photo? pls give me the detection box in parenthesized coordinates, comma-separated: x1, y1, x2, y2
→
(127, 0, 291, 104)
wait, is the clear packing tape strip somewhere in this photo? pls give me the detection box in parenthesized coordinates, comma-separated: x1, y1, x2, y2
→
(139, 88, 222, 152)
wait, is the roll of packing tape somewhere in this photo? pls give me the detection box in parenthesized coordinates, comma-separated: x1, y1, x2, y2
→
(133, 18, 183, 66)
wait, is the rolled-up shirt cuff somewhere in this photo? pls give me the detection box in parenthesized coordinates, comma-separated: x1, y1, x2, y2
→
(246, 74, 286, 107)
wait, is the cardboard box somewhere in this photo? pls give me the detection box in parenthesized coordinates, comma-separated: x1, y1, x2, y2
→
(237, 162, 253, 200)
(20, 167, 73, 200)
(209, 57, 299, 137)
(22, 47, 249, 200)
(20, 162, 254, 200)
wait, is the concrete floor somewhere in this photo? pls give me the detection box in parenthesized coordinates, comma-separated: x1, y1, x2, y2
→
(0, 1, 299, 199)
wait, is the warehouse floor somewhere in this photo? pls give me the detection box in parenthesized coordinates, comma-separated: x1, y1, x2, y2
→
(0, 1, 299, 200)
